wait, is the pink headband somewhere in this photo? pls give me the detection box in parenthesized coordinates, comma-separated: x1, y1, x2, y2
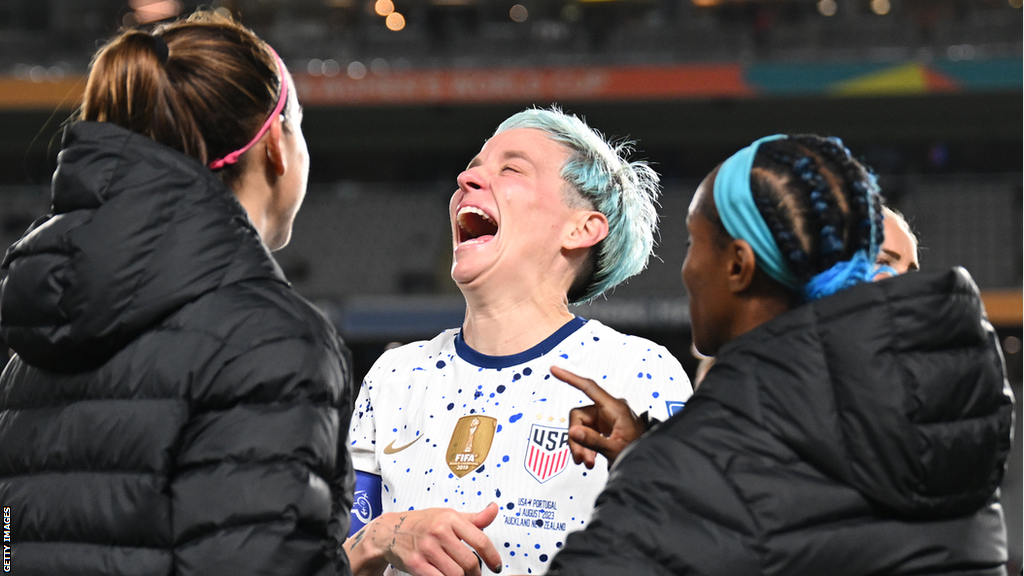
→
(209, 48, 289, 170)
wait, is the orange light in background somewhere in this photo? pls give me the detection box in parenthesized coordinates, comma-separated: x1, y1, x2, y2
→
(128, 0, 183, 24)
(510, 4, 528, 22)
(375, 0, 395, 17)
(386, 12, 406, 31)
(1010, 0, 1022, 8)
(870, 0, 891, 15)
(817, 0, 838, 16)
(690, 0, 721, 8)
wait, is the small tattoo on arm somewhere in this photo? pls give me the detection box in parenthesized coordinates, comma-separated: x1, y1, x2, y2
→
(387, 516, 406, 551)
(349, 528, 366, 549)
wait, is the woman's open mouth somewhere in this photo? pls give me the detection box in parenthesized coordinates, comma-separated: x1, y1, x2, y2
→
(457, 206, 498, 246)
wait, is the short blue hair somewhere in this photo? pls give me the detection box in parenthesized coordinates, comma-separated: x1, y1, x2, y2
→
(494, 107, 661, 303)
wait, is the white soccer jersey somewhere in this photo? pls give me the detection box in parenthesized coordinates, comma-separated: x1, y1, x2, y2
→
(349, 317, 692, 576)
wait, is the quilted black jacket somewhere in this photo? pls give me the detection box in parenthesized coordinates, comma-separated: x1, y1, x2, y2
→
(550, 268, 1014, 576)
(0, 122, 354, 576)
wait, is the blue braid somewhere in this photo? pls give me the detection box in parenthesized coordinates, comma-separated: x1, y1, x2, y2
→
(797, 136, 886, 300)
(802, 249, 876, 301)
(787, 153, 845, 261)
(730, 134, 886, 302)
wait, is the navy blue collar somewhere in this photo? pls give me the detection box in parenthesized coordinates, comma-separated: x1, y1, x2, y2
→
(454, 316, 588, 369)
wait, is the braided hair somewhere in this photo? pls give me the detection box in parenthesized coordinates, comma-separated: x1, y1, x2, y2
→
(702, 134, 885, 299)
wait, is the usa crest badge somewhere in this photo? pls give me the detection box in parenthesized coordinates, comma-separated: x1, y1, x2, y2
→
(446, 415, 497, 478)
(525, 424, 570, 483)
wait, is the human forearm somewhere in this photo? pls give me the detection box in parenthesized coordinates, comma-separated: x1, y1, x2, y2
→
(344, 515, 395, 576)
(343, 505, 503, 576)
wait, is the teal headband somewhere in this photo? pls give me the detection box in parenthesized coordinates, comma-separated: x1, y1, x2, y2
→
(713, 134, 799, 289)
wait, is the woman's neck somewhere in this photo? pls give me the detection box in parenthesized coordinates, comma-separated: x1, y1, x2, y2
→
(728, 290, 795, 347)
(460, 289, 575, 357)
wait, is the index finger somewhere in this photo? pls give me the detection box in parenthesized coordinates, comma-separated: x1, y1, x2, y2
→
(550, 365, 616, 407)
(452, 509, 502, 573)
(452, 530, 502, 574)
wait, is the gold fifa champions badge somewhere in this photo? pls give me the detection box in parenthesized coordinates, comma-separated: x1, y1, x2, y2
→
(446, 415, 497, 478)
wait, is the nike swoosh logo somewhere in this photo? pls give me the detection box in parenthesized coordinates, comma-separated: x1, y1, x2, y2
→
(383, 435, 424, 454)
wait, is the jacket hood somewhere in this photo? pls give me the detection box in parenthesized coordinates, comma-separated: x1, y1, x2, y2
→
(703, 267, 1014, 519)
(0, 121, 286, 372)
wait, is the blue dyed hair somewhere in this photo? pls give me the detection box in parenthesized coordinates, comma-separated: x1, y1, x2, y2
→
(494, 107, 660, 304)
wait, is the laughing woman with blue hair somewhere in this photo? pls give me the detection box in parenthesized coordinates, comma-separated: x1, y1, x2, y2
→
(492, 108, 660, 304)
(342, 107, 692, 576)
(547, 134, 1014, 575)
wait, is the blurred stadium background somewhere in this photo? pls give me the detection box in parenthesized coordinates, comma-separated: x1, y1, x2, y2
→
(0, 0, 1021, 568)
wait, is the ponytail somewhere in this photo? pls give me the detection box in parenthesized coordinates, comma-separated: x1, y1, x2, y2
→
(78, 11, 283, 182)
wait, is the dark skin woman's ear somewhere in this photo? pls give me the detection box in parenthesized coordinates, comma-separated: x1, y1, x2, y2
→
(727, 239, 758, 294)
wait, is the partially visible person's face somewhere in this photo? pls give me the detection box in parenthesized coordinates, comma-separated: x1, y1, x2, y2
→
(266, 68, 309, 251)
(449, 128, 580, 292)
(874, 211, 919, 278)
(682, 174, 735, 357)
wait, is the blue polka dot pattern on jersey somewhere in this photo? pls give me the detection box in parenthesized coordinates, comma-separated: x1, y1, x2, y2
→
(348, 320, 691, 576)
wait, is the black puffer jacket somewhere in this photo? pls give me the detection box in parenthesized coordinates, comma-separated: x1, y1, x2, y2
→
(550, 268, 1014, 576)
(0, 122, 354, 576)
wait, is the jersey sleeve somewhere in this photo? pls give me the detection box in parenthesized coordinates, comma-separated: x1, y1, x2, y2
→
(349, 471, 383, 536)
(348, 352, 392, 475)
(620, 344, 693, 423)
